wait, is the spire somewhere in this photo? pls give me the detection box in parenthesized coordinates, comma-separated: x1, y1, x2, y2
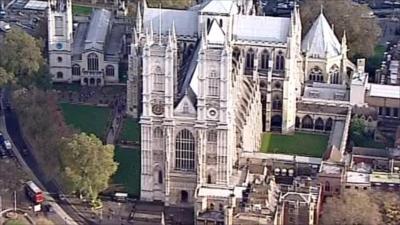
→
(149, 19, 154, 41)
(320, 4, 323, 14)
(341, 30, 347, 55)
(136, 1, 142, 33)
(158, 3, 162, 46)
(167, 29, 172, 48)
(172, 20, 176, 41)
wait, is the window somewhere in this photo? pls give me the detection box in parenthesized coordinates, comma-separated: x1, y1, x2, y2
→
(208, 71, 219, 97)
(207, 130, 217, 156)
(153, 127, 164, 151)
(302, 115, 313, 129)
(158, 170, 163, 184)
(57, 56, 62, 63)
(394, 108, 399, 118)
(175, 129, 195, 171)
(245, 48, 255, 70)
(315, 118, 324, 130)
(324, 181, 331, 192)
(260, 50, 269, 70)
(329, 65, 340, 84)
(378, 107, 383, 115)
(207, 175, 212, 184)
(106, 65, 115, 76)
(207, 18, 211, 30)
(181, 190, 189, 203)
(153, 66, 164, 92)
(385, 107, 391, 117)
(72, 64, 81, 76)
(275, 51, 285, 70)
(325, 118, 333, 131)
(87, 53, 99, 71)
(232, 48, 240, 62)
(56, 72, 63, 79)
(55, 16, 64, 36)
(309, 67, 323, 82)
(272, 95, 282, 110)
(295, 117, 300, 128)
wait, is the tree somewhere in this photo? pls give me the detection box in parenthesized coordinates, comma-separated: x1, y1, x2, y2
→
(0, 67, 13, 86)
(300, 0, 381, 58)
(371, 192, 400, 225)
(61, 133, 118, 202)
(0, 28, 44, 86)
(320, 190, 382, 225)
(350, 117, 366, 135)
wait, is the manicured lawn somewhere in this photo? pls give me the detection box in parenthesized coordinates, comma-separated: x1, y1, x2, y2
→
(60, 103, 111, 139)
(261, 132, 329, 157)
(120, 118, 140, 142)
(72, 5, 93, 16)
(112, 146, 140, 197)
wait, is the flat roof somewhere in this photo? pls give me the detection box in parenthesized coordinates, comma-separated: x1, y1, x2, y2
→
(368, 83, 400, 99)
(346, 171, 370, 184)
(370, 172, 400, 184)
(24, 0, 47, 10)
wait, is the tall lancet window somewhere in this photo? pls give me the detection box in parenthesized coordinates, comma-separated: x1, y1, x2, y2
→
(260, 50, 270, 70)
(175, 129, 195, 171)
(275, 51, 285, 71)
(153, 66, 164, 92)
(309, 66, 324, 82)
(329, 65, 340, 84)
(207, 130, 217, 154)
(55, 16, 64, 36)
(208, 70, 219, 97)
(153, 127, 164, 151)
(87, 53, 99, 71)
(245, 48, 255, 70)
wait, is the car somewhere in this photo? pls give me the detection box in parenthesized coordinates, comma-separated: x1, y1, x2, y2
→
(0, 147, 7, 159)
(4, 140, 12, 150)
(44, 204, 54, 213)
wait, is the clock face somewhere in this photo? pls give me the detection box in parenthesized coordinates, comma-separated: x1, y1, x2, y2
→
(152, 103, 164, 115)
(56, 43, 63, 50)
(208, 108, 218, 119)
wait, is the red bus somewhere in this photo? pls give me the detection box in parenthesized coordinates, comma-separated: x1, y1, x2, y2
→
(25, 181, 44, 204)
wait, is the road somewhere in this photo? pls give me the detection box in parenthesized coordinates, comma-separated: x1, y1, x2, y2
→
(1, 89, 93, 225)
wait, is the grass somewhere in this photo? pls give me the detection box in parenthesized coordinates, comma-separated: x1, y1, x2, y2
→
(72, 5, 93, 16)
(147, 0, 193, 9)
(119, 118, 140, 142)
(351, 133, 385, 149)
(261, 132, 329, 157)
(366, 44, 386, 75)
(60, 103, 111, 139)
(112, 146, 140, 197)
(4, 219, 28, 225)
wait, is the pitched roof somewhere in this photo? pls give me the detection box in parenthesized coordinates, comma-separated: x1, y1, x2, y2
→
(85, 9, 111, 50)
(200, 0, 236, 14)
(301, 12, 341, 58)
(207, 19, 225, 45)
(143, 7, 198, 36)
(232, 15, 290, 43)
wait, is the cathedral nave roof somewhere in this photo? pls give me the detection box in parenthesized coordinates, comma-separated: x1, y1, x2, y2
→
(232, 15, 290, 43)
(85, 9, 111, 50)
(200, 0, 237, 15)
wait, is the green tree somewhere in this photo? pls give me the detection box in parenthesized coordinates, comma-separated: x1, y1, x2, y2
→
(350, 117, 366, 135)
(0, 67, 13, 86)
(61, 133, 118, 202)
(0, 28, 44, 86)
(300, 0, 381, 58)
(320, 190, 382, 225)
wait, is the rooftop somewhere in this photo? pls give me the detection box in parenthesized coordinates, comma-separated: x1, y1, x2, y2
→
(232, 15, 290, 43)
(303, 83, 349, 102)
(200, 0, 237, 14)
(346, 171, 370, 184)
(368, 83, 400, 99)
(370, 172, 400, 184)
(85, 9, 111, 50)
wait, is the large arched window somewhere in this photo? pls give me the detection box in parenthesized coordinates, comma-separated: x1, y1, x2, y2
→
(325, 118, 333, 131)
(207, 130, 217, 153)
(153, 127, 164, 151)
(329, 65, 340, 84)
(309, 66, 323, 82)
(158, 170, 163, 184)
(153, 66, 164, 92)
(315, 117, 324, 130)
(106, 65, 115, 76)
(272, 94, 282, 110)
(245, 48, 255, 70)
(175, 129, 195, 171)
(260, 50, 269, 70)
(302, 115, 313, 129)
(275, 51, 285, 70)
(87, 53, 99, 71)
(72, 64, 81, 76)
(208, 71, 219, 97)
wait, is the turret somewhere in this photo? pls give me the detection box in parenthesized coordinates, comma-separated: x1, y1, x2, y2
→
(136, 0, 142, 33)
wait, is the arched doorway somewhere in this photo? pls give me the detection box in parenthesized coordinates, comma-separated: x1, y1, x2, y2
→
(271, 115, 282, 128)
(89, 78, 95, 85)
(83, 78, 88, 85)
(96, 78, 101, 86)
(325, 118, 333, 131)
(181, 190, 188, 203)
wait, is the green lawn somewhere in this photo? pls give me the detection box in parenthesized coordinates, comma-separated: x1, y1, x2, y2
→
(351, 133, 385, 149)
(112, 146, 140, 197)
(120, 118, 140, 142)
(72, 5, 93, 16)
(366, 44, 386, 74)
(261, 132, 329, 157)
(60, 103, 111, 139)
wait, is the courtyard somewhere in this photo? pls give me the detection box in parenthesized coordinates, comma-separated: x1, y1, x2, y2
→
(118, 118, 140, 144)
(261, 132, 329, 158)
(59, 103, 112, 140)
(112, 146, 141, 197)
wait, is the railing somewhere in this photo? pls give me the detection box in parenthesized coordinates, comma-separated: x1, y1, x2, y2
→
(82, 70, 104, 77)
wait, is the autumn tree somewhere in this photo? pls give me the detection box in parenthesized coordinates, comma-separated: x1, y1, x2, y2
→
(0, 28, 45, 87)
(300, 0, 381, 58)
(61, 133, 118, 203)
(320, 190, 382, 225)
(371, 192, 400, 225)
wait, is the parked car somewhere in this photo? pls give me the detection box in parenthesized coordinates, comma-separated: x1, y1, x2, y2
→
(3, 140, 12, 156)
(0, 147, 7, 159)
